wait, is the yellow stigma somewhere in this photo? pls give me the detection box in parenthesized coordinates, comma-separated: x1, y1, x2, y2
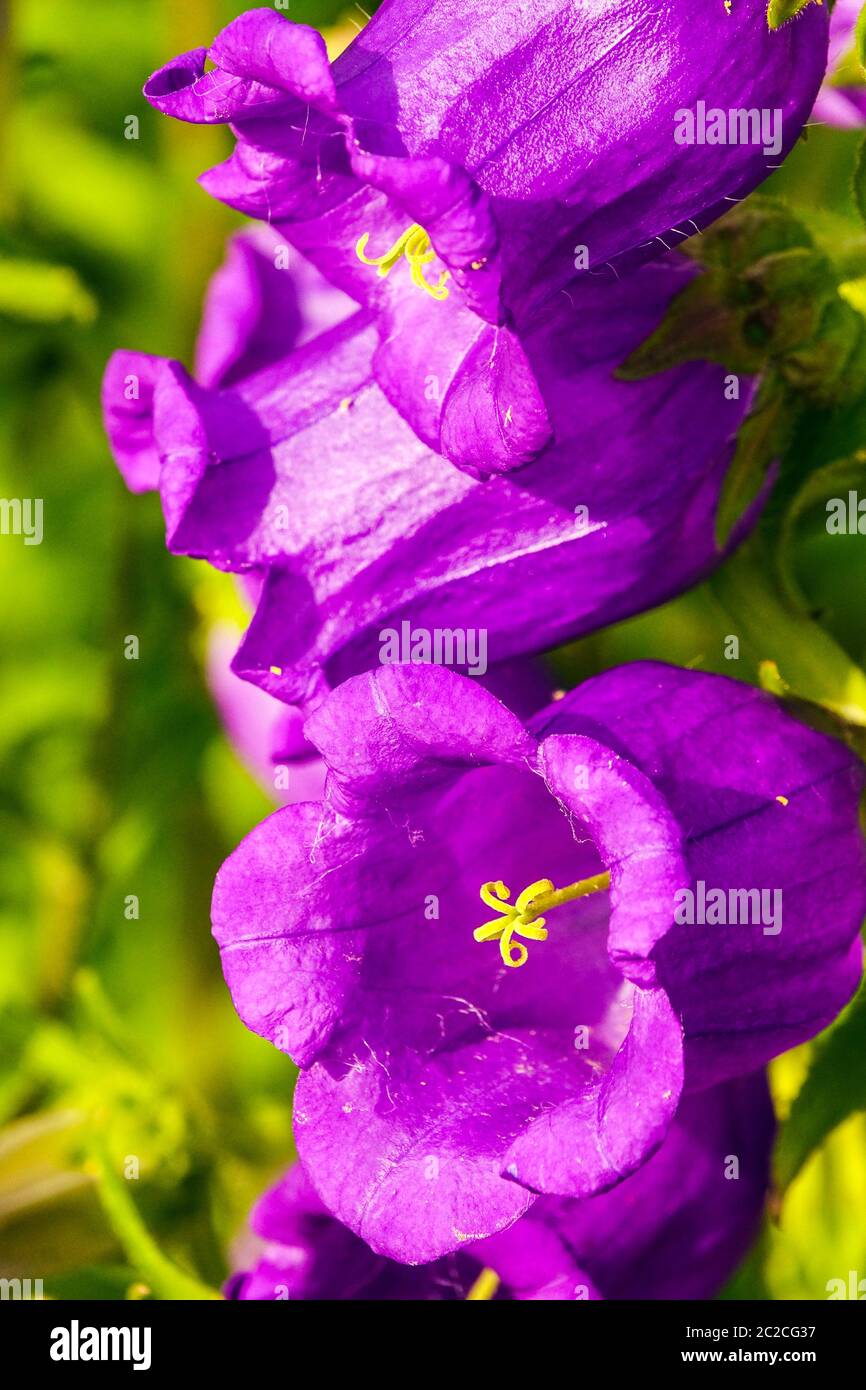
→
(466, 1267, 500, 1301)
(355, 222, 450, 301)
(473, 871, 612, 969)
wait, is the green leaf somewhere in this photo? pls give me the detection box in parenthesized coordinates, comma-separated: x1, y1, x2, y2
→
(854, 133, 866, 229)
(12, 114, 161, 261)
(89, 1136, 222, 1301)
(0, 259, 97, 324)
(857, 2, 866, 68)
(774, 981, 866, 1195)
(832, 46, 866, 92)
(767, 0, 822, 29)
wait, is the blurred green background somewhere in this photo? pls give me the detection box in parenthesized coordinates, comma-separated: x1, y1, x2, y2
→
(0, 0, 865, 1299)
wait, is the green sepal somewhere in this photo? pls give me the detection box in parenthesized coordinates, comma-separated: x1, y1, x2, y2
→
(776, 450, 866, 610)
(779, 296, 866, 406)
(715, 373, 796, 548)
(767, 0, 823, 30)
(616, 272, 763, 380)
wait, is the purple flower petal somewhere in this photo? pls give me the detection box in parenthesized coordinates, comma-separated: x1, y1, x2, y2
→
(210, 11, 338, 113)
(105, 257, 754, 705)
(145, 2, 828, 308)
(140, 2, 826, 472)
(229, 1071, 772, 1299)
(212, 662, 864, 1260)
(207, 623, 326, 806)
(213, 803, 369, 1067)
(195, 229, 354, 389)
(101, 351, 163, 493)
(482, 1071, 774, 1300)
(213, 666, 689, 1258)
(534, 660, 866, 1089)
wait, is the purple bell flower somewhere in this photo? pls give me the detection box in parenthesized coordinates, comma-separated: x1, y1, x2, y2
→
(207, 607, 554, 806)
(104, 252, 760, 712)
(211, 662, 866, 1262)
(207, 622, 327, 807)
(227, 1073, 773, 1299)
(139, 2, 827, 475)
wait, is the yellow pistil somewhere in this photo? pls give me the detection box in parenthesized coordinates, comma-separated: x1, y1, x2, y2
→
(466, 1267, 500, 1301)
(473, 871, 612, 969)
(355, 222, 450, 301)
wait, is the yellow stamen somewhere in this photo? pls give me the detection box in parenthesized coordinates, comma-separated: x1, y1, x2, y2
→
(355, 222, 450, 301)
(473, 871, 611, 969)
(466, 1267, 500, 1301)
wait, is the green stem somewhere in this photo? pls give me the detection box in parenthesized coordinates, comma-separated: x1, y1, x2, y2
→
(90, 1138, 221, 1301)
(709, 539, 866, 728)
